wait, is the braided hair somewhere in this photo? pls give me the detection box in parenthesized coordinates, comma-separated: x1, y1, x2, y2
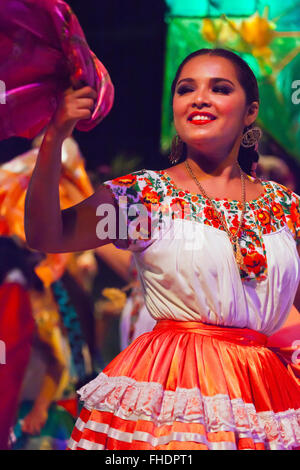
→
(170, 48, 260, 175)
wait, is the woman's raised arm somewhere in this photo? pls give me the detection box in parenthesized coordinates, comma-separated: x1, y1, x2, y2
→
(25, 87, 118, 254)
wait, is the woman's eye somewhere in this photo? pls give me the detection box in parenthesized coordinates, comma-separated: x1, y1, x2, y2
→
(176, 86, 193, 95)
(212, 85, 232, 94)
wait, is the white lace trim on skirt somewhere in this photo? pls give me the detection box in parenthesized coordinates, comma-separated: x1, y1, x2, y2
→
(77, 373, 300, 449)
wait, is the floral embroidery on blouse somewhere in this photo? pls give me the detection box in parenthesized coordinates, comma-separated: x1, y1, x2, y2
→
(102, 169, 300, 283)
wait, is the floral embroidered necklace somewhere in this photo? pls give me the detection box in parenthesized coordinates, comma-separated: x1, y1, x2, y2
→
(184, 159, 249, 273)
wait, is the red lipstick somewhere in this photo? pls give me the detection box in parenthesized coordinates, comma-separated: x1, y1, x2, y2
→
(187, 111, 217, 125)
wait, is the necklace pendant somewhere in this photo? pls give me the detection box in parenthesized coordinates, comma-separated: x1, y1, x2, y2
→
(234, 239, 243, 264)
(184, 160, 249, 275)
(235, 243, 243, 265)
(234, 240, 249, 274)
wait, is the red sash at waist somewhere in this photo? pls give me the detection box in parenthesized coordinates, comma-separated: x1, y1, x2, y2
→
(154, 320, 268, 346)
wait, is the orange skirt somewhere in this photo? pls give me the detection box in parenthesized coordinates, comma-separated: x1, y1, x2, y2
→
(68, 320, 300, 450)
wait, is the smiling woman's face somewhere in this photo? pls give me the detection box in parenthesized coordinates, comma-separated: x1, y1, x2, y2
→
(172, 55, 258, 156)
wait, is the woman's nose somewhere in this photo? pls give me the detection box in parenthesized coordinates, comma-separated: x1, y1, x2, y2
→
(192, 90, 211, 108)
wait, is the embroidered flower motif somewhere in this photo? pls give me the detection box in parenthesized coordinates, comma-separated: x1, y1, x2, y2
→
(243, 251, 266, 275)
(276, 189, 285, 199)
(105, 170, 300, 282)
(204, 206, 222, 228)
(113, 174, 137, 186)
(229, 226, 240, 237)
(257, 209, 271, 226)
(290, 200, 300, 227)
(170, 197, 190, 219)
(142, 185, 162, 209)
(271, 202, 285, 220)
(246, 230, 262, 247)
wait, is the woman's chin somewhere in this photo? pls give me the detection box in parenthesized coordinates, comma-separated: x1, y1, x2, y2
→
(187, 137, 222, 152)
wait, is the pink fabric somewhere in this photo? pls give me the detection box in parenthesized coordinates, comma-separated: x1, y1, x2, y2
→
(0, 0, 114, 140)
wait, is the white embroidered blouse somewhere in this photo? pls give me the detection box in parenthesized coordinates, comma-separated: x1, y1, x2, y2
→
(102, 169, 300, 336)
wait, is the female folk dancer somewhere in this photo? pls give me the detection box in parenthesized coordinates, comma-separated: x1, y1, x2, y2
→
(25, 49, 300, 450)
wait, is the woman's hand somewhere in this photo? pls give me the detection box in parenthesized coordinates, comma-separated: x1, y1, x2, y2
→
(51, 86, 98, 139)
(25, 83, 117, 254)
(22, 405, 48, 435)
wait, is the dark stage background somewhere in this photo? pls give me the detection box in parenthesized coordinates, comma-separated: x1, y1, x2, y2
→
(0, 0, 167, 172)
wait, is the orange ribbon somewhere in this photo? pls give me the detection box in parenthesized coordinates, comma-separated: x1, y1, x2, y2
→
(154, 319, 268, 347)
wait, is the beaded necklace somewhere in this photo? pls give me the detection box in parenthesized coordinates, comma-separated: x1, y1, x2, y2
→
(184, 159, 249, 273)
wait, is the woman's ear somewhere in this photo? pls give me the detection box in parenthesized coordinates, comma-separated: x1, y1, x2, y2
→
(244, 101, 259, 127)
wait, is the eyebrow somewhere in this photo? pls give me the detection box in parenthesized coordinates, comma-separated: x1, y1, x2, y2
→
(176, 77, 235, 87)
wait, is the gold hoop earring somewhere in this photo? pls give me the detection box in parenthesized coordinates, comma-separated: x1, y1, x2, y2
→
(241, 126, 262, 149)
(169, 134, 184, 165)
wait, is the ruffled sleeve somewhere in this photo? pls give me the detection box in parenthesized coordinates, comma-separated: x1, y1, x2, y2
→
(101, 170, 159, 251)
